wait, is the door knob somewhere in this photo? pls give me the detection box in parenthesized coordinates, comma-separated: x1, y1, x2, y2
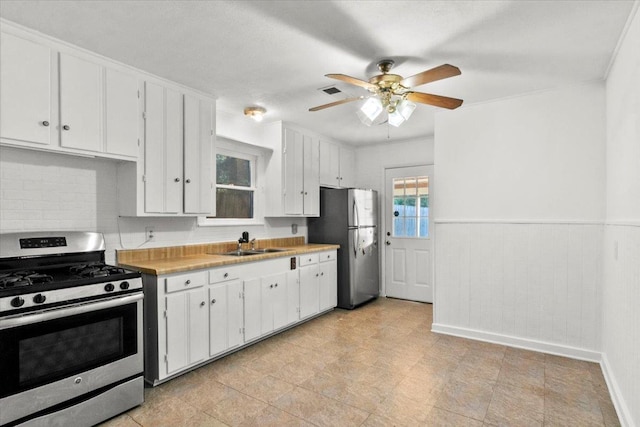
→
(386, 241, 391, 246)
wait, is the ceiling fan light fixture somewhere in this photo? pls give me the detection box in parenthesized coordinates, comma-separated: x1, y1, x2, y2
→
(244, 106, 266, 122)
(357, 97, 384, 126)
(397, 99, 417, 120)
(388, 109, 405, 127)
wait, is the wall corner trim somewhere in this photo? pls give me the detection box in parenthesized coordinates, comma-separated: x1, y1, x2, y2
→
(601, 353, 633, 427)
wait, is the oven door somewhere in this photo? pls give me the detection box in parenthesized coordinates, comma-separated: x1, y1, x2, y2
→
(0, 293, 143, 426)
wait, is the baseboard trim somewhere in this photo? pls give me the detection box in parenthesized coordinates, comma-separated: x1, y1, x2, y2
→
(431, 323, 601, 362)
(601, 353, 633, 427)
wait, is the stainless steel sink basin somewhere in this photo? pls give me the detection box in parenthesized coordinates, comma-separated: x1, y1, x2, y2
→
(248, 248, 288, 253)
(223, 250, 261, 256)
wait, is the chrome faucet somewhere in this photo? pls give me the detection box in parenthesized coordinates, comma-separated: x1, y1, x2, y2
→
(250, 238, 256, 250)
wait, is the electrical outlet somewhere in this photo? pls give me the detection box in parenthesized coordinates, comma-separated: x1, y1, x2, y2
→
(145, 226, 155, 241)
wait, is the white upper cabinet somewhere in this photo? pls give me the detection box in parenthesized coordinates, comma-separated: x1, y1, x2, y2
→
(0, 32, 52, 146)
(130, 84, 214, 216)
(184, 94, 214, 214)
(144, 83, 183, 214)
(59, 53, 102, 152)
(105, 68, 140, 157)
(319, 139, 355, 188)
(264, 122, 320, 217)
(0, 27, 141, 159)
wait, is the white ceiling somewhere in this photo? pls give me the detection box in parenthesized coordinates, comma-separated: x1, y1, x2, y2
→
(0, 1, 635, 146)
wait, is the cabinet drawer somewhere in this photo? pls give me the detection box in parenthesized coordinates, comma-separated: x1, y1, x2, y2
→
(299, 253, 319, 266)
(319, 251, 336, 262)
(209, 266, 240, 284)
(165, 271, 207, 293)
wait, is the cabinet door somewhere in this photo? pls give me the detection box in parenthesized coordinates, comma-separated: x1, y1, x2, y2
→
(260, 279, 274, 335)
(319, 259, 337, 311)
(319, 140, 340, 187)
(283, 128, 304, 215)
(59, 53, 102, 152)
(184, 95, 213, 214)
(286, 269, 300, 324)
(0, 33, 51, 146)
(105, 68, 139, 157)
(303, 135, 320, 216)
(270, 273, 288, 331)
(144, 83, 182, 213)
(165, 292, 188, 374)
(243, 278, 262, 342)
(209, 285, 227, 356)
(227, 280, 244, 349)
(299, 264, 319, 319)
(188, 287, 209, 365)
(339, 147, 355, 188)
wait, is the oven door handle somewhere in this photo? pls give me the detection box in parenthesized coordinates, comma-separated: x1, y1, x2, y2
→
(0, 293, 143, 330)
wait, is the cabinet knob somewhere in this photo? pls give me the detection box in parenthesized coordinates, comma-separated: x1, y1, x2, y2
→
(315, 273, 319, 277)
(62, 125, 70, 131)
(185, 279, 191, 285)
(200, 301, 205, 307)
(274, 283, 278, 288)
(42, 120, 50, 127)
(270, 284, 273, 288)
(304, 192, 308, 195)
(321, 272, 324, 276)
(185, 179, 191, 183)
(223, 272, 228, 278)
(174, 177, 181, 182)
(336, 176, 340, 180)
(211, 299, 217, 304)
(300, 191, 304, 195)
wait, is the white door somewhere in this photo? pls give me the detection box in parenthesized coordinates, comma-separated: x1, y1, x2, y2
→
(384, 165, 434, 303)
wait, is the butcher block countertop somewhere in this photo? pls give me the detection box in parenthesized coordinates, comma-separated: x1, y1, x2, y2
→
(116, 237, 339, 275)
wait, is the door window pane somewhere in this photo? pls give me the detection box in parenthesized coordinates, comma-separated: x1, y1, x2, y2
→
(391, 176, 429, 238)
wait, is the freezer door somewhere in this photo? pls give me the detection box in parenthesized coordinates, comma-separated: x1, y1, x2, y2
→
(345, 227, 379, 308)
(348, 189, 378, 228)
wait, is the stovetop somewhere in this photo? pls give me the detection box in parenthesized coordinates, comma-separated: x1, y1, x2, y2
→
(0, 262, 141, 296)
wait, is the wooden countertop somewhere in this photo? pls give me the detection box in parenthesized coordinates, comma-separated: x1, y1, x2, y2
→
(118, 243, 340, 275)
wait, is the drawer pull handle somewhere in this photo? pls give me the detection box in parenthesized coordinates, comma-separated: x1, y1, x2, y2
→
(185, 280, 191, 285)
(223, 272, 228, 278)
(274, 283, 278, 288)
(42, 120, 50, 127)
(200, 301, 205, 307)
(211, 299, 217, 304)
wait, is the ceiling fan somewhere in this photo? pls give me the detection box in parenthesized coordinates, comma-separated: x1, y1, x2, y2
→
(309, 59, 463, 126)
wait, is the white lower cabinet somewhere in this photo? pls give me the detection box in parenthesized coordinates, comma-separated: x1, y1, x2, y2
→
(209, 279, 244, 357)
(319, 252, 338, 311)
(299, 253, 320, 319)
(165, 286, 208, 375)
(146, 251, 336, 385)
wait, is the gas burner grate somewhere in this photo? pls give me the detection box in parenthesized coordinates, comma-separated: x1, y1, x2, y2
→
(69, 263, 128, 278)
(0, 271, 53, 289)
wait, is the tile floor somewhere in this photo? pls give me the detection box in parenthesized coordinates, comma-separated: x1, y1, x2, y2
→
(101, 298, 620, 427)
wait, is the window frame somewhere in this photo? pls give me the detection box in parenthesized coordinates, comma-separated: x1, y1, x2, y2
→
(198, 138, 265, 227)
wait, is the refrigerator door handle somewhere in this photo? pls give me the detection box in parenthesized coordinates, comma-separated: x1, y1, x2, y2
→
(353, 228, 359, 259)
(353, 199, 359, 228)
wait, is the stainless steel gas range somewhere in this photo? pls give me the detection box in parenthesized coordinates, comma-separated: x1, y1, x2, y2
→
(0, 232, 144, 427)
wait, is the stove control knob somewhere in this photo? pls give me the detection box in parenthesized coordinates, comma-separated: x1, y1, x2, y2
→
(104, 283, 115, 292)
(11, 296, 25, 308)
(120, 281, 130, 290)
(33, 294, 46, 304)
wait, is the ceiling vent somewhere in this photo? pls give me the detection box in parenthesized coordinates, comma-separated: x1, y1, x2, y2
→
(319, 86, 342, 95)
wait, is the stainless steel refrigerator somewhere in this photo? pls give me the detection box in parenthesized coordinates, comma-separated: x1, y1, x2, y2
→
(308, 188, 379, 309)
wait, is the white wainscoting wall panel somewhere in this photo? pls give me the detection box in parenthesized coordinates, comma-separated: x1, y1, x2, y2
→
(433, 221, 603, 360)
(601, 224, 639, 427)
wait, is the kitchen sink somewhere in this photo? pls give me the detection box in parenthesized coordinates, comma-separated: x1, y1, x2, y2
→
(222, 250, 261, 256)
(247, 248, 288, 253)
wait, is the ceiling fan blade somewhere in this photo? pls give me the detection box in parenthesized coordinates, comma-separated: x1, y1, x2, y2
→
(325, 74, 377, 91)
(406, 92, 463, 110)
(400, 64, 461, 88)
(309, 97, 364, 112)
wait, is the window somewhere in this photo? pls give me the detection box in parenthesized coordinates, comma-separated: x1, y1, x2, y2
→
(214, 151, 256, 218)
(392, 176, 429, 238)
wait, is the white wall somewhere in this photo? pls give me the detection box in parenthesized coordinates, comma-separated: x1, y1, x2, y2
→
(354, 137, 434, 192)
(433, 82, 606, 360)
(0, 144, 305, 265)
(602, 5, 640, 427)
